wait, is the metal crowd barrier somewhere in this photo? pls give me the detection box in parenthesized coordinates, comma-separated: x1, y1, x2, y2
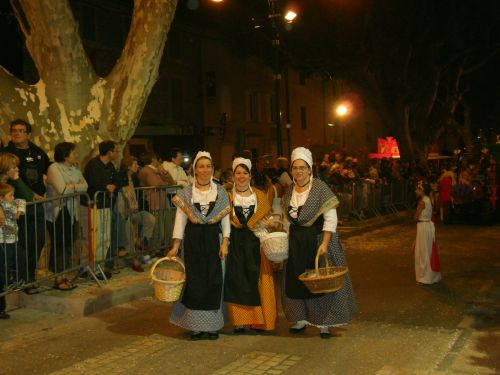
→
(1, 185, 181, 297)
(331, 179, 416, 224)
(1, 192, 91, 297)
(90, 185, 180, 280)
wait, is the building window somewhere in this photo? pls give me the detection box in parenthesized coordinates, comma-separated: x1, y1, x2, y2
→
(265, 94, 275, 123)
(246, 91, 259, 122)
(300, 106, 307, 130)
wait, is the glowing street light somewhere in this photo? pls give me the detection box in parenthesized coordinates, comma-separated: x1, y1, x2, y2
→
(284, 10, 297, 23)
(335, 103, 349, 117)
(334, 102, 352, 148)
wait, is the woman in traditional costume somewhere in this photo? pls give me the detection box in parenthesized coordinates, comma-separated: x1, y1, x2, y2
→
(167, 151, 231, 340)
(224, 157, 277, 334)
(282, 147, 357, 339)
(414, 181, 441, 284)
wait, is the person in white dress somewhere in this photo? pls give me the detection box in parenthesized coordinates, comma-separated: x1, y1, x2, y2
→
(413, 181, 441, 284)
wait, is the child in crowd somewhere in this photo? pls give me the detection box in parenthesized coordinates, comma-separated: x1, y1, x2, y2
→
(0, 183, 26, 319)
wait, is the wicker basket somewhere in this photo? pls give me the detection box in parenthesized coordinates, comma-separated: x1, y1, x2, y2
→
(150, 256, 185, 303)
(261, 232, 289, 262)
(299, 253, 348, 294)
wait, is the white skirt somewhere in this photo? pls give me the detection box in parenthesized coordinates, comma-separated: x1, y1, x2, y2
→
(414, 222, 441, 284)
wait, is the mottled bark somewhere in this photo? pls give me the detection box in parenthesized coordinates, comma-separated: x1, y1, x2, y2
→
(0, 0, 177, 162)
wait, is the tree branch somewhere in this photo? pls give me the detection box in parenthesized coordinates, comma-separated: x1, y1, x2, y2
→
(105, 0, 178, 141)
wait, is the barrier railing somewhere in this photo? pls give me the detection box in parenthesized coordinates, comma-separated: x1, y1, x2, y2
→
(1, 185, 181, 297)
(1, 192, 91, 297)
(331, 179, 416, 224)
(88, 185, 180, 280)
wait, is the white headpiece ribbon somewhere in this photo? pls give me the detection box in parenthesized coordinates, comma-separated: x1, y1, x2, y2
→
(232, 157, 252, 172)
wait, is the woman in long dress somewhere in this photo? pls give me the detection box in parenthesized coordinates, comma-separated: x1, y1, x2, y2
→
(282, 147, 357, 339)
(167, 151, 231, 340)
(414, 181, 441, 284)
(224, 157, 277, 333)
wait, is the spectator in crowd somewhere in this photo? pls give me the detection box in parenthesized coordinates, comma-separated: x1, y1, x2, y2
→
(82, 140, 121, 278)
(162, 148, 189, 187)
(3, 119, 50, 198)
(167, 151, 231, 340)
(438, 166, 455, 222)
(459, 161, 475, 186)
(0, 183, 25, 319)
(0, 152, 43, 293)
(2, 120, 49, 292)
(46, 142, 87, 290)
(138, 151, 173, 254)
(212, 165, 223, 185)
(318, 153, 331, 183)
(116, 156, 156, 272)
(221, 168, 234, 191)
(251, 157, 267, 191)
(282, 147, 357, 339)
(224, 157, 277, 334)
(276, 157, 292, 189)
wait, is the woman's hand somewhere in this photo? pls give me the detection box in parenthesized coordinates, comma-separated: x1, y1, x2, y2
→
(167, 238, 181, 257)
(317, 231, 332, 256)
(166, 246, 179, 258)
(33, 193, 44, 201)
(317, 243, 328, 256)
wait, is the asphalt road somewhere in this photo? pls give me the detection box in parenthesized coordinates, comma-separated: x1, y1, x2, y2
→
(1, 218, 499, 375)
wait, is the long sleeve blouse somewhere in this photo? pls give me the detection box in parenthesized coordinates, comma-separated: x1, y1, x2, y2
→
(46, 162, 88, 222)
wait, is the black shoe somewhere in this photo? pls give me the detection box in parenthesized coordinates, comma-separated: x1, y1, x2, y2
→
(190, 332, 205, 341)
(22, 286, 40, 295)
(0, 311, 10, 320)
(289, 326, 306, 334)
(233, 327, 246, 335)
(208, 332, 219, 340)
(320, 332, 332, 339)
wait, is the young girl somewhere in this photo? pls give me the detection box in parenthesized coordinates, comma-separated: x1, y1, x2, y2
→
(0, 183, 25, 319)
(413, 181, 441, 284)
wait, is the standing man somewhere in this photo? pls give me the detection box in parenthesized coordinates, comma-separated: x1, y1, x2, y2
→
(82, 140, 121, 277)
(3, 119, 50, 199)
(3, 119, 50, 291)
(162, 148, 189, 187)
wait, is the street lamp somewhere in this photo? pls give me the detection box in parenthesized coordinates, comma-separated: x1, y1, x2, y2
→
(268, 0, 297, 157)
(334, 102, 351, 148)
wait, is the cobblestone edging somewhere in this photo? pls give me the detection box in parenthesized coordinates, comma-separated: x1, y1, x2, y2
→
(48, 335, 179, 375)
(212, 351, 302, 375)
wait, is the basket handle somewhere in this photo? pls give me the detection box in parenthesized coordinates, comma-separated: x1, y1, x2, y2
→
(314, 253, 330, 274)
(150, 256, 185, 279)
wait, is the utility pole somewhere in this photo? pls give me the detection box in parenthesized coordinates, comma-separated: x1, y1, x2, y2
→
(269, 0, 283, 156)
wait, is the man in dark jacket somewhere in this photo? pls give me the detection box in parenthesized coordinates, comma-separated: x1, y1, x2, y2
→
(3, 119, 50, 198)
(82, 140, 122, 277)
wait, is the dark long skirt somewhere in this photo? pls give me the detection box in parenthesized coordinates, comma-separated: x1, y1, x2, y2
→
(181, 222, 223, 310)
(224, 226, 261, 306)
